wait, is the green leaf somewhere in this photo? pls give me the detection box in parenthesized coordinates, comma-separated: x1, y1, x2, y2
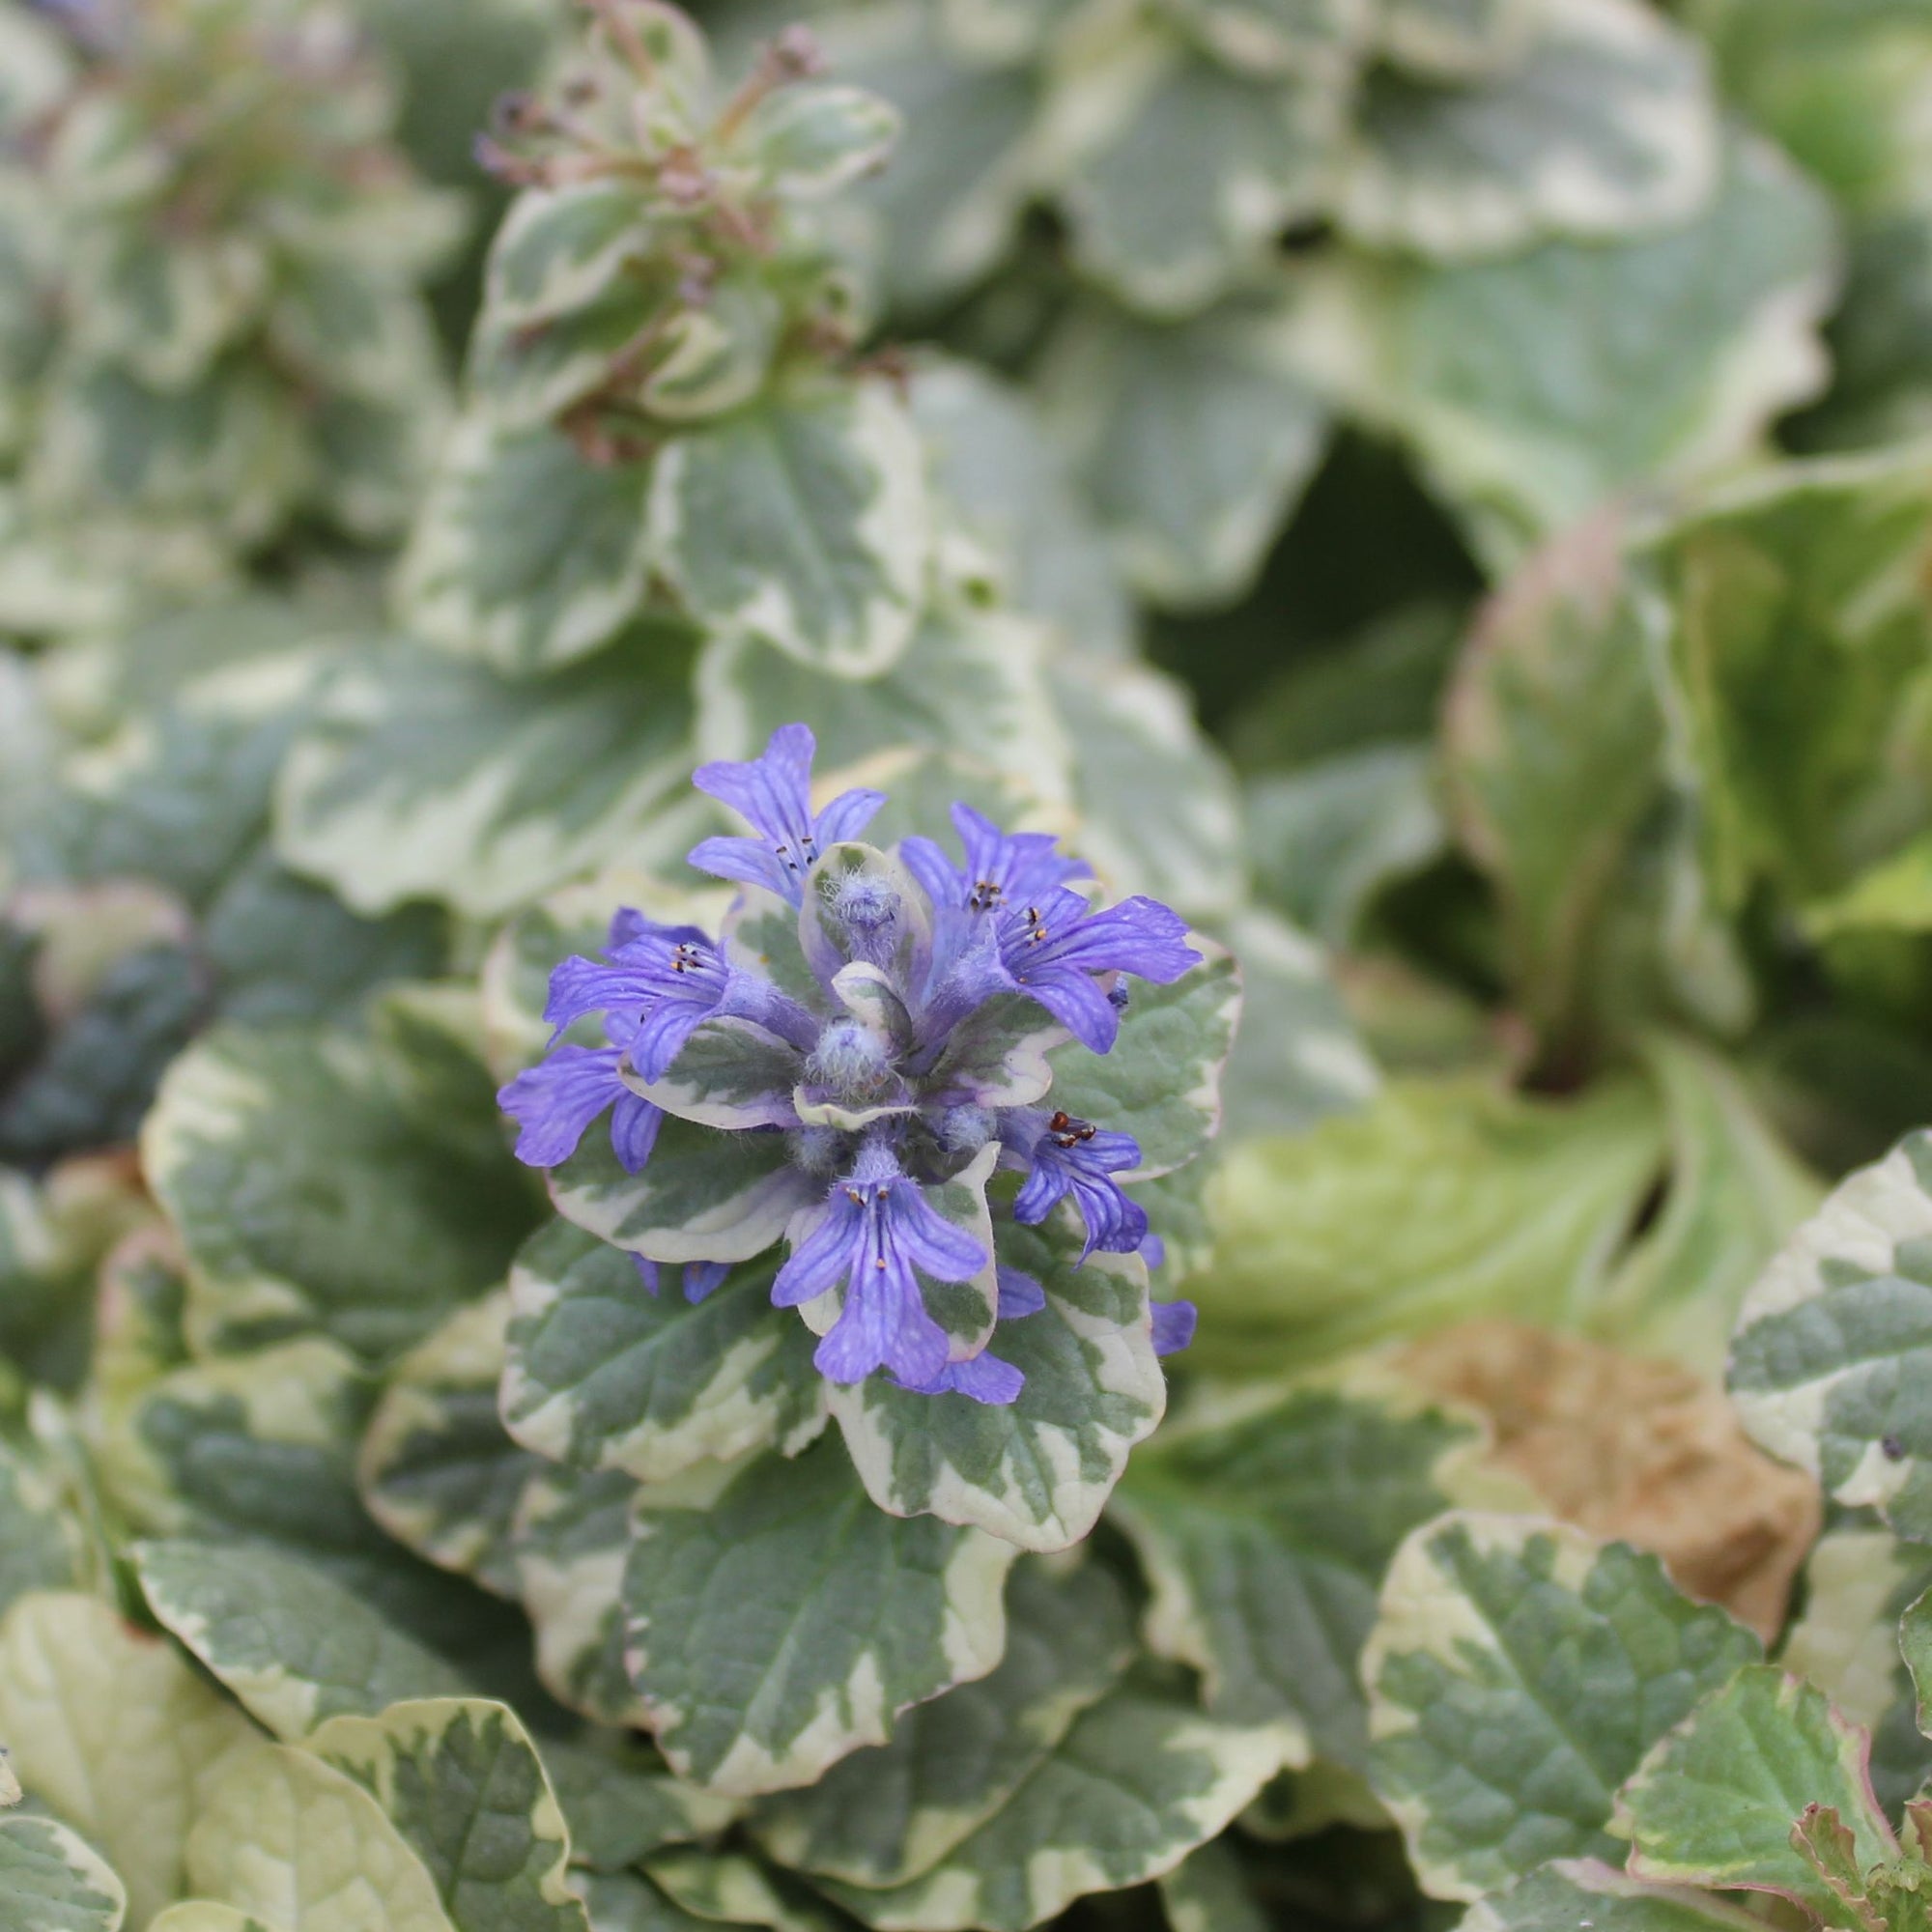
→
(566, 1871, 737, 1932)
(0, 1591, 257, 1929)
(1782, 1525, 1932, 1816)
(1363, 1512, 1762, 1900)
(1590, 1036, 1822, 1375)
(1038, 14, 1338, 319)
(1112, 1371, 1488, 1773)
(1651, 443, 1932, 914)
(1212, 905, 1381, 1140)
(694, 604, 1071, 816)
(502, 1221, 824, 1486)
(1343, 135, 1836, 568)
(816, 6, 1036, 313)
(620, 1439, 1018, 1794)
(1441, 517, 1666, 1058)
(1037, 301, 1329, 610)
(73, 231, 266, 392)
(1046, 944, 1239, 1179)
(135, 1537, 469, 1740)
(635, 1020, 806, 1133)
(508, 1466, 653, 1727)
(1192, 1076, 1664, 1373)
(358, 1293, 543, 1597)
(1456, 1860, 1771, 1932)
(906, 358, 1132, 659)
(1164, 0, 1366, 73)
(1615, 1664, 1897, 1914)
(812, 1678, 1290, 1931)
(648, 384, 929, 678)
(481, 183, 648, 333)
(1338, 0, 1718, 259)
(548, 1114, 816, 1268)
(400, 414, 656, 676)
(734, 81, 901, 199)
(1375, 0, 1542, 77)
(308, 1698, 588, 1932)
(148, 1909, 284, 1932)
(0, 1814, 128, 1932)
(541, 1735, 738, 1875)
(143, 1022, 534, 1367)
(828, 1213, 1164, 1550)
(274, 635, 696, 921)
(0, 1436, 86, 1617)
(639, 1854, 835, 1932)
(751, 1557, 1135, 1888)
(1729, 1129, 1932, 1546)
(1047, 653, 1246, 922)
(185, 1739, 457, 1932)
(1156, 1840, 1270, 1932)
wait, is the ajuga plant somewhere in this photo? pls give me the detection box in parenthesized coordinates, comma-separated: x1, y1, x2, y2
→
(0, 0, 460, 634)
(16, 1, 1932, 1931)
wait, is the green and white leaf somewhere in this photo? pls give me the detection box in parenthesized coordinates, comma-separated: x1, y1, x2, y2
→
(829, 1213, 1163, 1550)
(400, 413, 656, 676)
(0, 1591, 256, 1929)
(1156, 1839, 1270, 1932)
(1729, 1129, 1932, 1546)
(1456, 1860, 1770, 1932)
(1046, 944, 1239, 1179)
(1112, 1368, 1491, 1773)
(136, 1537, 469, 1741)
(1363, 1512, 1762, 1901)
(735, 80, 902, 199)
(1373, 0, 1542, 78)
(813, 1678, 1290, 1932)
(694, 604, 1071, 814)
(752, 1557, 1135, 1888)
(143, 1022, 533, 1366)
(1337, 0, 1719, 259)
(620, 1440, 1017, 1794)
(1325, 135, 1836, 568)
(307, 1698, 588, 1932)
(0, 1436, 87, 1617)
(273, 637, 696, 922)
(548, 1115, 817, 1267)
(1037, 14, 1339, 319)
(358, 1293, 542, 1597)
(1615, 1664, 1898, 1915)
(503, 1221, 824, 1486)
(640, 1854, 835, 1932)
(185, 1740, 457, 1932)
(649, 384, 929, 679)
(0, 1814, 128, 1932)
(1036, 300, 1329, 610)
(541, 1735, 738, 1875)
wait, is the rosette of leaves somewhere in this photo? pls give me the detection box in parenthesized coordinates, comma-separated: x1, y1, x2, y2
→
(0, 0, 463, 636)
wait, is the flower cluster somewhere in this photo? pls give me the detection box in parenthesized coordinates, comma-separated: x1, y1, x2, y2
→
(500, 725, 1200, 1404)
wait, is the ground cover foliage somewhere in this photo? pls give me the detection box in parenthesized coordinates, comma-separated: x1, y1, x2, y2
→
(7, 0, 1932, 1927)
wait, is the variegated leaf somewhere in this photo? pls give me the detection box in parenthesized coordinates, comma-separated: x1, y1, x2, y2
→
(503, 1221, 824, 1486)
(1112, 1370, 1490, 1773)
(401, 412, 657, 676)
(308, 1698, 588, 1932)
(1363, 1512, 1761, 1900)
(0, 1592, 257, 1930)
(813, 1678, 1290, 1932)
(829, 1214, 1163, 1550)
(1615, 1665, 1898, 1915)
(135, 1537, 468, 1741)
(620, 1440, 1017, 1795)
(649, 384, 930, 679)
(541, 1735, 739, 1875)
(358, 1293, 542, 1598)
(1729, 1129, 1932, 1546)
(1374, 0, 1541, 76)
(0, 1814, 128, 1932)
(751, 1557, 1134, 1888)
(1456, 1860, 1771, 1932)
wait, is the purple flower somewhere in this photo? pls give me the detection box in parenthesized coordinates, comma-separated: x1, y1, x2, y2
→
(1011, 1112, 1148, 1262)
(1000, 889, 1199, 1053)
(633, 1256, 731, 1303)
(773, 1142, 988, 1389)
(901, 804, 1092, 916)
(1151, 1300, 1198, 1357)
(688, 724, 886, 904)
(544, 919, 730, 1082)
(895, 1268, 1044, 1404)
(498, 1010, 665, 1173)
